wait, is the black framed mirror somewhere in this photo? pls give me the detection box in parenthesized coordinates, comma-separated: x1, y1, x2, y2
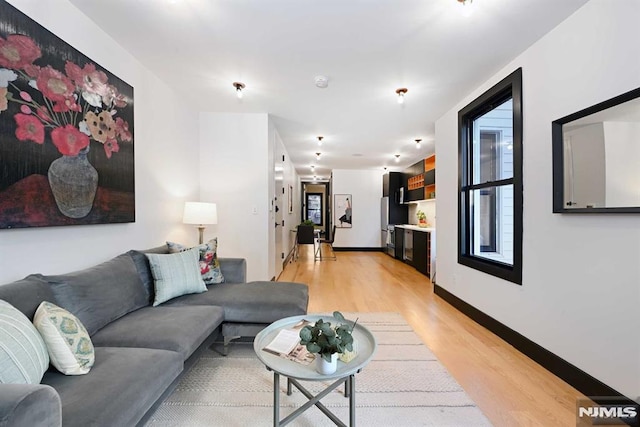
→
(552, 87, 640, 213)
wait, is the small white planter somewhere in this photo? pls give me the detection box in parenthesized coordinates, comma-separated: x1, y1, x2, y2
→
(316, 353, 338, 375)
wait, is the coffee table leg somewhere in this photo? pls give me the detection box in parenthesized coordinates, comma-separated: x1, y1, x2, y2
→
(349, 374, 355, 426)
(273, 372, 280, 427)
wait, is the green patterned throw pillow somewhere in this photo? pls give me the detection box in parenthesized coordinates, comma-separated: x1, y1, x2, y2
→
(167, 238, 225, 285)
(0, 300, 49, 384)
(34, 301, 95, 375)
(146, 247, 207, 306)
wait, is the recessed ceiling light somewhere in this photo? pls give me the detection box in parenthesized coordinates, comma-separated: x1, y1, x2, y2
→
(315, 152, 321, 161)
(317, 136, 323, 146)
(415, 139, 422, 149)
(394, 154, 400, 163)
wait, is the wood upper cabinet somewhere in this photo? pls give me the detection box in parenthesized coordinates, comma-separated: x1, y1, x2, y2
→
(424, 154, 436, 200)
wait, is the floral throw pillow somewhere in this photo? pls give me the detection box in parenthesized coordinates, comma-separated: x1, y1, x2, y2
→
(167, 238, 224, 285)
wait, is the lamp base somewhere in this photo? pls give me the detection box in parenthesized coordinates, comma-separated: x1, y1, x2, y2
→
(197, 226, 205, 244)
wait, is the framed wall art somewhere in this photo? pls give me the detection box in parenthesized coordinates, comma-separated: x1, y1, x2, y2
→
(334, 194, 352, 228)
(0, 0, 135, 229)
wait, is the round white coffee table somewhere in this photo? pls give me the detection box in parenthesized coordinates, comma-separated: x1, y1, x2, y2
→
(254, 314, 377, 427)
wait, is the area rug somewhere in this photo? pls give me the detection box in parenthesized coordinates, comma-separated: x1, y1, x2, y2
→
(145, 312, 492, 426)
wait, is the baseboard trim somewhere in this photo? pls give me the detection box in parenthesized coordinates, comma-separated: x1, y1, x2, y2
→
(332, 247, 384, 252)
(433, 284, 637, 409)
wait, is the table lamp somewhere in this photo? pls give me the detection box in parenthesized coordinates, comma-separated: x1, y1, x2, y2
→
(183, 202, 217, 244)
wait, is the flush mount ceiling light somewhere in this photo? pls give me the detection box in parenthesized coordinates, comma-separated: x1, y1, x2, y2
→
(415, 139, 422, 149)
(395, 88, 408, 104)
(232, 82, 245, 99)
(314, 75, 329, 88)
(315, 152, 321, 161)
(394, 154, 400, 163)
(317, 136, 324, 146)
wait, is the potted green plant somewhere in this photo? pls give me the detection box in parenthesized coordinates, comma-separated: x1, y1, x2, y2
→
(300, 219, 315, 226)
(416, 210, 427, 227)
(299, 311, 355, 374)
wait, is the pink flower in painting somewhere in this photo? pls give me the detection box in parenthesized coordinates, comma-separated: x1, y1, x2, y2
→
(103, 138, 119, 159)
(0, 35, 41, 69)
(36, 66, 75, 103)
(14, 113, 45, 144)
(3, 34, 132, 161)
(51, 125, 89, 156)
(114, 117, 132, 142)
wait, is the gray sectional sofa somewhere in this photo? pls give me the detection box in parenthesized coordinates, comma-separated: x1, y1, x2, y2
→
(0, 246, 308, 427)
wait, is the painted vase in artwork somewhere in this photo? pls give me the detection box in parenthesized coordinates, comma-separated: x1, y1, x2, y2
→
(48, 147, 98, 219)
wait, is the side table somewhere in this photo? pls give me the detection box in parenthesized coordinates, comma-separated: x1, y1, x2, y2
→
(254, 314, 377, 427)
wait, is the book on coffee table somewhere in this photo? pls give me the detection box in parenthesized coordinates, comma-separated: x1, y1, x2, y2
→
(262, 320, 315, 365)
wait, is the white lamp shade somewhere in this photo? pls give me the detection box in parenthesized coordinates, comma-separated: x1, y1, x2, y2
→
(183, 202, 217, 225)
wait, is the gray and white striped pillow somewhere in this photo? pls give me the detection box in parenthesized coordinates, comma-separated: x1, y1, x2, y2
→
(0, 300, 49, 384)
(147, 248, 207, 306)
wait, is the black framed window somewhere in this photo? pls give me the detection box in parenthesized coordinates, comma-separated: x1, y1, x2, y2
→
(458, 68, 523, 285)
(306, 193, 323, 226)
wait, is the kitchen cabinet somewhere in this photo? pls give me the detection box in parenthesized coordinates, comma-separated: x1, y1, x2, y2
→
(382, 172, 408, 224)
(394, 225, 434, 278)
(413, 231, 429, 276)
(394, 227, 404, 260)
(423, 154, 436, 200)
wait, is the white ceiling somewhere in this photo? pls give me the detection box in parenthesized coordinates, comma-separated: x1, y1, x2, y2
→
(69, 0, 588, 180)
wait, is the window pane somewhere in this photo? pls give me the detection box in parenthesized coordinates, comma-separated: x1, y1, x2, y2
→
(472, 99, 514, 184)
(470, 184, 513, 265)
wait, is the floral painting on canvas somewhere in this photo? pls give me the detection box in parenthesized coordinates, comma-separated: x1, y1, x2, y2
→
(0, 0, 134, 229)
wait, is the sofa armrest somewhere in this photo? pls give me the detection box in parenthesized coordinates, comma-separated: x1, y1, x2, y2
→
(0, 384, 61, 427)
(219, 258, 246, 283)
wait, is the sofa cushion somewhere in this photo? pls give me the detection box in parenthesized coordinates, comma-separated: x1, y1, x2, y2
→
(167, 238, 225, 284)
(164, 281, 309, 324)
(126, 250, 155, 304)
(43, 253, 149, 336)
(147, 249, 207, 306)
(91, 305, 224, 360)
(0, 300, 49, 384)
(0, 275, 55, 320)
(34, 302, 94, 376)
(42, 346, 182, 427)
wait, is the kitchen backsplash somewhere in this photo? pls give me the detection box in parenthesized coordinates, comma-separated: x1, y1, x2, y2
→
(408, 201, 436, 227)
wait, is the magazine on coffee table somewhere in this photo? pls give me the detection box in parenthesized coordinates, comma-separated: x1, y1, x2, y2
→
(263, 320, 315, 365)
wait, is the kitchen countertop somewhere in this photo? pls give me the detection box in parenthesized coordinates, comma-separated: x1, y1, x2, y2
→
(394, 224, 435, 232)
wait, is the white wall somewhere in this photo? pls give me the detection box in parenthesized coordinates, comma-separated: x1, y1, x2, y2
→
(331, 169, 383, 248)
(198, 113, 271, 282)
(435, 0, 640, 399)
(0, 0, 199, 283)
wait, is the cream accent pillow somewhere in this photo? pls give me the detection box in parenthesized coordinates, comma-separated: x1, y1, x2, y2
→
(34, 302, 95, 375)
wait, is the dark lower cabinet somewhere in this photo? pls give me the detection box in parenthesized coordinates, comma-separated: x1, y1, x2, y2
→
(413, 231, 428, 276)
(394, 228, 404, 260)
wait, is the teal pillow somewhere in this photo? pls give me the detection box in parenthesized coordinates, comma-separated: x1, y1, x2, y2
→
(0, 300, 49, 384)
(167, 238, 225, 285)
(146, 248, 207, 306)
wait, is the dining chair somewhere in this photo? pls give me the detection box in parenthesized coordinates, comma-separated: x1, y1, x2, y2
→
(315, 225, 337, 261)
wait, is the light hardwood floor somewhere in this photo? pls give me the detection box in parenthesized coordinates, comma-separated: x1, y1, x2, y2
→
(278, 247, 585, 427)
